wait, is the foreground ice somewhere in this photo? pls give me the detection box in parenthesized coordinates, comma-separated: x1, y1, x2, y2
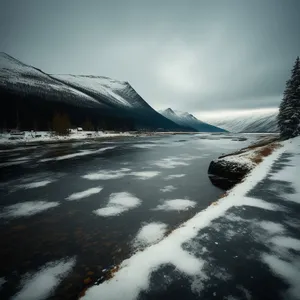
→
(82, 138, 287, 300)
(66, 187, 103, 201)
(94, 192, 141, 217)
(0, 201, 59, 218)
(14, 258, 76, 300)
(154, 199, 196, 211)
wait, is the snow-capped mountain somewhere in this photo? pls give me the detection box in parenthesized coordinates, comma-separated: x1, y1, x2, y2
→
(159, 108, 227, 132)
(205, 111, 279, 133)
(0, 52, 192, 132)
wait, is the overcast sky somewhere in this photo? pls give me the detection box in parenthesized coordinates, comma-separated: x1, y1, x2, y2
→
(0, 0, 299, 119)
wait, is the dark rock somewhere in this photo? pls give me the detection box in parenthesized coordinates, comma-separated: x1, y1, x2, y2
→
(208, 159, 252, 190)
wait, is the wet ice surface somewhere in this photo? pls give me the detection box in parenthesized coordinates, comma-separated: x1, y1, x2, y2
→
(82, 137, 300, 300)
(0, 133, 269, 300)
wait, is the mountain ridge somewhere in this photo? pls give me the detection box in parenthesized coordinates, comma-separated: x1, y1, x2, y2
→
(159, 108, 227, 132)
(0, 52, 194, 132)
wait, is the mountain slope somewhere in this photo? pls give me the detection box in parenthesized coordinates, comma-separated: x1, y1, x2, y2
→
(0, 52, 191, 131)
(159, 108, 227, 132)
(205, 111, 279, 133)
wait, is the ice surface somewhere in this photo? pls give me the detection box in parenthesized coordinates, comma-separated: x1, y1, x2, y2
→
(0, 201, 59, 218)
(133, 222, 168, 249)
(82, 143, 285, 300)
(14, 258, 75, 300)
(94, 192, 141, 217)
(154, 199, 196, 211)
(66, 187, 103, 201)
(160, 185, 177, 192)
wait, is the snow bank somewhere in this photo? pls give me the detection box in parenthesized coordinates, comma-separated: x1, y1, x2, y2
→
(0, 201, 59, 218)
(66, 187, 103, 201)
(94, 192, 141, 217)
(0, 131, 133, 146)
(82, 139, 286, 300)
(14, 258, 75, 300)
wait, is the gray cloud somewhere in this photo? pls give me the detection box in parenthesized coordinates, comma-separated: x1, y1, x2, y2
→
(0, 0, 299, 114)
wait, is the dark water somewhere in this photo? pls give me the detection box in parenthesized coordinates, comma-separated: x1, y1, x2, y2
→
(0, 133, 257, 299)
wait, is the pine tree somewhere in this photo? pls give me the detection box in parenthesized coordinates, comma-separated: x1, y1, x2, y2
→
(278, 56, 300, 138)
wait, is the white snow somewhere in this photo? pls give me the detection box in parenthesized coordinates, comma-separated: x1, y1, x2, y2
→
(83, 168, 131, 180)
(94, 192, 141, 217)
(18, 180, 53, 189)
(160, 185, 177, 193)
(259, 221, 285, 235)
(94, 206, 127, 217)
(133, 222, 168, 249)
(132, 144, 157, 149)
(82, 139, 286, 300)
(130, 171, 160, 180)
(0, 201, 59, 218)
(153, 156, 189, 169)
(53, 75, 132, 107)
(262, 254, 300, 299)
(154, 199, 196, 211)
(165, 174, 186, 180)
(13, 258, 76, 300)
(41, 146, 115, 162)
(270, 236, 300, 250)
(0, 131, 132, 146)
(66, 187, 103, 201)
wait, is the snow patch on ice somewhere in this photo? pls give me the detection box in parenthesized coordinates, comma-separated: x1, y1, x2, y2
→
(271, 236, 300, 251)
(40, 146, 115, 162)
(259, 221, 285, 235)
(0, 277, 6, 289)
(154, 199, 196, 211)
(153, 157, 189, 169)
(160, 185, 177, 193)
(133, 222, 168, 249)
(19, 180, 53, 189)
(0, 201, 59, 218)
(66, 187, 103, 201)
(165, 174, 186, 180)
(83, 168, 131, 180)
(94, 192, 141, 217)
(14, 257, 76, 300)
(130, 171, 160, 180)
(262, 254, 300, 299)
(132, 144, 157, 149)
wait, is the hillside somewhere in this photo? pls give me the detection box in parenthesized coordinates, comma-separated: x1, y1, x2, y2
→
(205, 111, 279, 133)
(0, 53, 192, 132)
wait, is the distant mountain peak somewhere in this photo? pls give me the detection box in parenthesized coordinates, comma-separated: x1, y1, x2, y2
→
(160, 107, 226, 133)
